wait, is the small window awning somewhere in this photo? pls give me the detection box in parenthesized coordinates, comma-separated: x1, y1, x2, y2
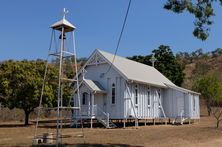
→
(165, 84, 200, 95)
(83, 79, 107, 94)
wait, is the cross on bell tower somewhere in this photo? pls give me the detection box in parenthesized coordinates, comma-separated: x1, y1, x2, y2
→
(62, 8, 69, 19)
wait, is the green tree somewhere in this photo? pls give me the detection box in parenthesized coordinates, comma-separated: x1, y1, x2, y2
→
(127, 55, 151, 65)
(164, 0, 222, 40)
(0, 60, 58, 125)
(152, 45, 185, 86)
(193, 75, 222, 116)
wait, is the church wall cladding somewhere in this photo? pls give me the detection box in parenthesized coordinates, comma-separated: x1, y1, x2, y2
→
(124, 83, 164, 119)
(84, 63, 164, 119)
(83, 63, 200, 120)
(162, 88, 200, 119)
(84, 63, 125, 119)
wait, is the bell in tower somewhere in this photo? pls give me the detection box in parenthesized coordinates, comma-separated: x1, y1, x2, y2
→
(59, 32, 66, 40)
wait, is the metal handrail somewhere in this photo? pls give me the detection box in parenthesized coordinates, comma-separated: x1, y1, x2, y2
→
(95, 105, 108, 117)
(180, 110, 184, 118)
(79, 105, 97, 116)
(94, 105, 110, 128)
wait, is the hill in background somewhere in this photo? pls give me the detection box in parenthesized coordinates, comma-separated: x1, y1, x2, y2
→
(177, 48, 222, 90)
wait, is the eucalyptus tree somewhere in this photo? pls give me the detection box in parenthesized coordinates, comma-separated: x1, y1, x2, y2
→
(164, 0, 222, 40)
(0, 60, 58, 125)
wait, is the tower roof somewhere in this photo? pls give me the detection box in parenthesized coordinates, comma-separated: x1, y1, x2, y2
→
(51, 18, 76, 32)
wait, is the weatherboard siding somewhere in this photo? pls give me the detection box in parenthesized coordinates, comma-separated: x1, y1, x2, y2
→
(189, 94, 200, 119)
(162, 89, 200, 119)
(124, 83, 163, 119)
(163, 89, 185, 118)
(84, 63, 125, 119)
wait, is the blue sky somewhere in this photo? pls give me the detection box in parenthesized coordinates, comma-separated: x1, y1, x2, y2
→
(1, 0, 222, 60)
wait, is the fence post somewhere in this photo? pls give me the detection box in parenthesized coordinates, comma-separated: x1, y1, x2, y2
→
(0, 103, 1, 120)
(90, 105, 93, 129)
(107, 113, 109, 128)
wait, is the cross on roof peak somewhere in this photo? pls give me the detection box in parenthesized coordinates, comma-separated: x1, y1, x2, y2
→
(150, 54, 157, 67)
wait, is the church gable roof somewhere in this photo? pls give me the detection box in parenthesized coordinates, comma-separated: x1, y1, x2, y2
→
(96, 49, 175, 88)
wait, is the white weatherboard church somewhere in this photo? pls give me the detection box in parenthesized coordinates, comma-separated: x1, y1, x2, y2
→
(73, 49, 200, 128)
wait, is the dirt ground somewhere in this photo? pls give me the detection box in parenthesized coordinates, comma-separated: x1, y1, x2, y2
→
(0, 116, 222, 147)
(1, 104, 222, 147)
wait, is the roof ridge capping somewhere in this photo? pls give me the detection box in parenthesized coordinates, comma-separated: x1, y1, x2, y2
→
(97, 49, 154, 68)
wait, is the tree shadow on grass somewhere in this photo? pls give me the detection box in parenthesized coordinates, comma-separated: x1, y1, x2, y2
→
(0, 120, 61, 128)
(200, 114, 209, 117)
(0, 123, 27, 128)
(32, 143, 142, 147)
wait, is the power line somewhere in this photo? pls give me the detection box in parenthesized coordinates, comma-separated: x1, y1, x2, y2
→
(105, 0, 132, 74)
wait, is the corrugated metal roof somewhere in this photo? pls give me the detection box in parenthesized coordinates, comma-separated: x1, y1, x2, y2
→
(165, 84, 200, 95)
(51, 18, 76, 32)
(84, 79, 106, 93)
(97, 49, 175, 88)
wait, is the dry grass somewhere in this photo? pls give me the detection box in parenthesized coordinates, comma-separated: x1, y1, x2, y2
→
(0, 103, 221, 147)
(0, 116, 222, 147)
